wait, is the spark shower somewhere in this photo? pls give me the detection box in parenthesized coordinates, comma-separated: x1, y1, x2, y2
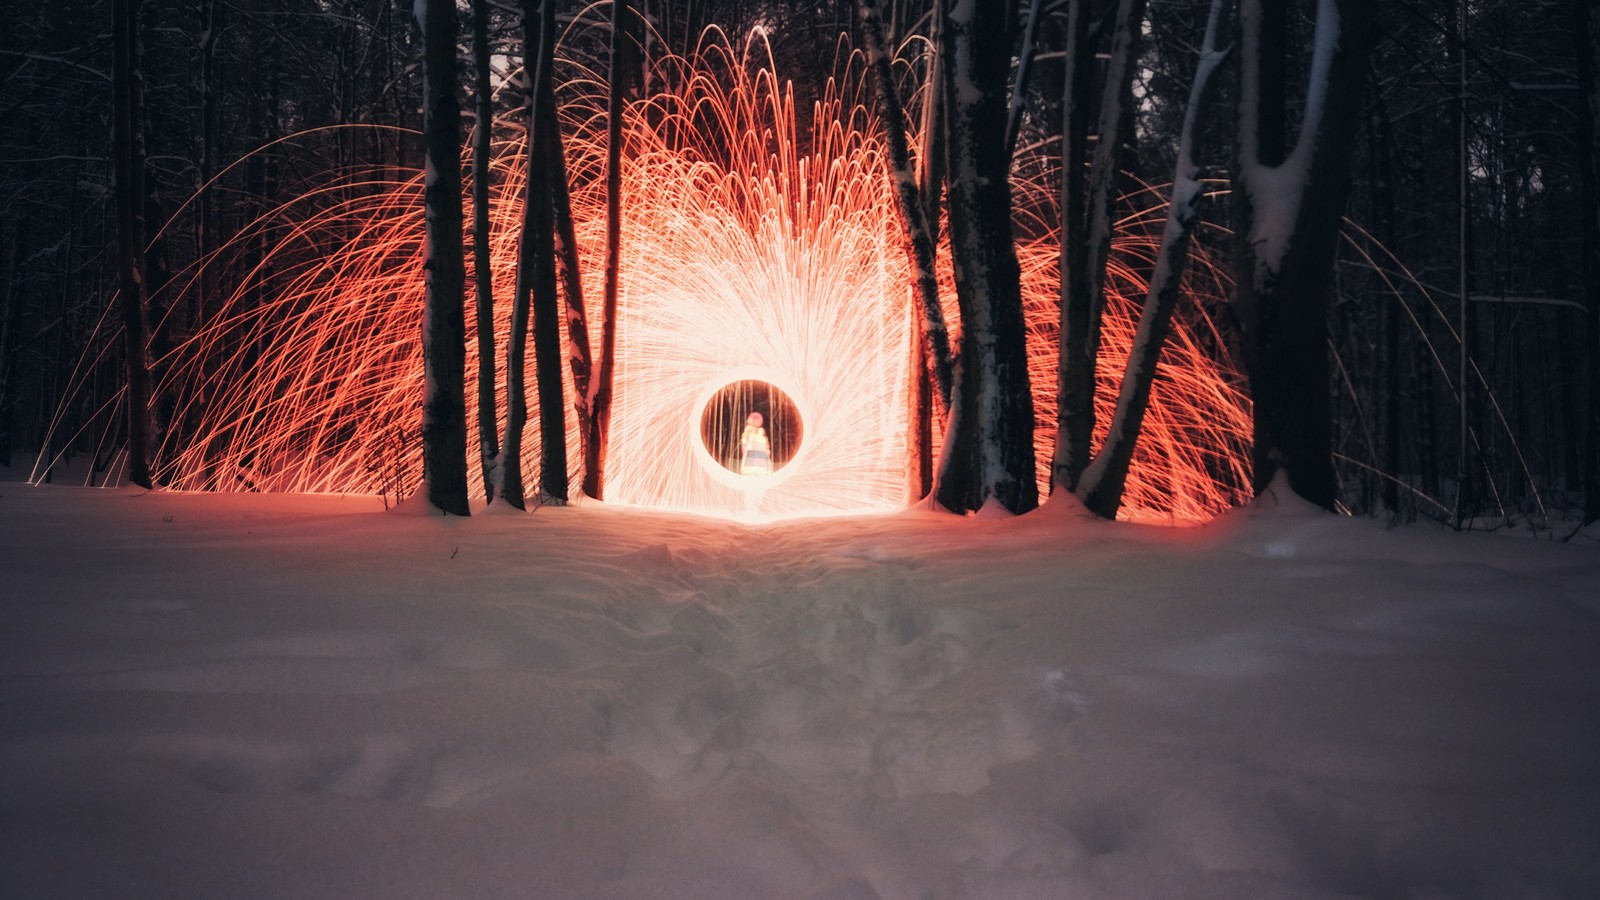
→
(39, 23, 1252, 523)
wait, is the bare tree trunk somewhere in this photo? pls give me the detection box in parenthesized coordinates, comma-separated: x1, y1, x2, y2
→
(1051, 0, 1092, 494)
(542, 88, 594, 498)
(587, 0, 629, 501)
(934, 0, 1036, 515)
(416, 0, 471, 515)
(0, 225, 20, 467)
(470, 0, 499, 505)
(1003, 0, 1047, 161)
(918, 4, 946, 242)
(113, 0, 153, 489)
(1233, 0, 1376, 510)
(914, 5, 946, 498)
(1055, 0, 1147, 494)
(527, 0, 568, 505)
(1078, 0, 1230, 520)
(1453, 0, 1474, 526)
(1367, 66, 1403, 516)
(195, 0, 221, 331)
(858, 0, 954, 413)
(497, 0, 544, 510)
(1578, 0, 1600, 526)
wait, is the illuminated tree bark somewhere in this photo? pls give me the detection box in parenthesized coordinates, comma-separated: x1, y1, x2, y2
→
(470, 0, 499, 505)
(416, 0, 471, 515)
(1079, 0, 1230, 520)
(113, 0, 153, 489)
(934, 0, 1036, 515)
(1233, 0, 1376, 511)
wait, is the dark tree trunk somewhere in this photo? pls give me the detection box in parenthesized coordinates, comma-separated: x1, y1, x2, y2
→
(933, 0, 1037, 515)
(1078, 0, 1230, 520)
(527, 0, 568, 505)
(859, 0, 954, 413)
(588, 0, 630, 501)
(1004, 0, 1048, 161)
(195, 0, 221, 331)
(1054, 0, 1146, 494)
(1052, 0, 1092, 494)
(542, 85, 594, 499)
(470, 0, 499, 505)
(1233, 0, 1377, 511)
(0, 224, 21, 468)
(1367, 65, 1403, 515)
(914, 5, 946, 499)
(112, 0, 153, 488)
(416, 0, 471, 515)
(1578, 0, 1600, 526)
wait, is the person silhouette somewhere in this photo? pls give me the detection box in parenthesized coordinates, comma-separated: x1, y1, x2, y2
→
(739, 411, 771, 476)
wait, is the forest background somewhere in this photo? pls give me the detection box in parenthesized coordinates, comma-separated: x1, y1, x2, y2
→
(1, 0, 1595, 531)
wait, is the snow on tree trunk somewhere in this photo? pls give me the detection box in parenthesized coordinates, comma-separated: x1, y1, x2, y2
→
(1233, 0, 1376, 511)
(1078, 0, 1230, 520)
(113, 0, 153, 489)
(527, 0, 568, 506)
(1054, 0, 1146, 494)
(858, 0, 954, 414)
(1578, 0, 1600, 526)
(416, 0, 471, 515)
(470, 0, 499, 505)
(933, 0, 1036, 516)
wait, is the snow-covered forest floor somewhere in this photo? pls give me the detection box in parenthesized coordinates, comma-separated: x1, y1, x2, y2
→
(2, 466, 1597, 899)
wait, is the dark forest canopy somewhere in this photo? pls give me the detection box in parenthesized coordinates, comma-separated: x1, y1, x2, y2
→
(0, 0, 1594, 530)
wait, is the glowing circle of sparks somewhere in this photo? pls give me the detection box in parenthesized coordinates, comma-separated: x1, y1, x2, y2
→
(686, 368, 812, 493)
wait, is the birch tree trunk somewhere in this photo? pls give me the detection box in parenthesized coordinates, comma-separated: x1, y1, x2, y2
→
(1233, 0, 1377, 510)
(470, 0, 499, 505)
(416, 0, 471, 515)
(1078, 0, 1230, 519)
(934, 0, 1036, 515)
(113, 0, 153, 489)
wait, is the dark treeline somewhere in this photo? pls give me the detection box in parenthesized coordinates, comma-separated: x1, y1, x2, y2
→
(0, 0, 1594, 528)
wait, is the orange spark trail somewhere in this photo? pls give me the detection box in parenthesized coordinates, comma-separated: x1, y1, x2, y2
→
(38, 26, 1252, 523)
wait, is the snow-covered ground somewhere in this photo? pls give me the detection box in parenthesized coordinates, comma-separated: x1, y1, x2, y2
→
(2, 470, 1597, 899)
